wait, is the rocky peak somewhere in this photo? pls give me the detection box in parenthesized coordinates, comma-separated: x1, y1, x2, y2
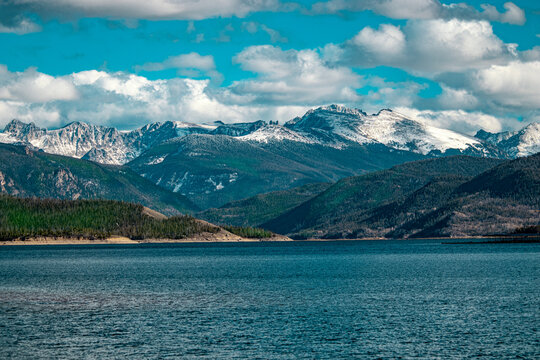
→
(3, 119, 43, 137)
(212, 120, 267, 136)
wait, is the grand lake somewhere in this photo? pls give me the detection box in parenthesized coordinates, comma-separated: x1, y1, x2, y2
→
(0, 240, 538, 359)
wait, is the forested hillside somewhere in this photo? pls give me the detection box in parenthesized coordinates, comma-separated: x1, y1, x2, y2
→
(0, 143, 197, 215)
(198, 182, 331, 227)
(261, 156, 505, 238)
(393, 153, 540, 238)
(0, 195, 216, 241)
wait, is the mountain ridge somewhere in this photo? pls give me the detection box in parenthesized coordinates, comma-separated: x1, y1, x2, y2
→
(1, 105, 533, 166)
(258, 154, 538, 239)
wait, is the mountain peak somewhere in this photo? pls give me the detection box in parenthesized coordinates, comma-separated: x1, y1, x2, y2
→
(314, 104, 368, 117)
(474, 122, 539, 157)
(373, 108, 394, 116)
(521, 122, 540, 133)
(3, 119, 38, 133)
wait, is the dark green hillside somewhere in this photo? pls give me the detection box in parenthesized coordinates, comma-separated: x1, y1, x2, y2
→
(455, 153, 540, 202)
(0, 143, 198, 215)
(0, 195, 216, 241)
(198, 182, 331, 227)
(356, 175, 472, 239)
(128, 134, 424, 209)
(262, 156, 505, 238)
(394, 153, 540, 238)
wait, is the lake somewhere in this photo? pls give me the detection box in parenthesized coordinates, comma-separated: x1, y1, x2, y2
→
(0, 240, 538, 359)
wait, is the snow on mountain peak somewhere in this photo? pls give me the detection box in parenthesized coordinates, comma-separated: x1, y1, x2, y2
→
(0, 109, 537, 165)
(285, 105, 482, 154)
(238, 124, 315, 144)
(473, 122, 540, 157)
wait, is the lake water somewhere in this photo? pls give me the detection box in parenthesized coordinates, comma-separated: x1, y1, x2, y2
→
(0, 240, 538, 359)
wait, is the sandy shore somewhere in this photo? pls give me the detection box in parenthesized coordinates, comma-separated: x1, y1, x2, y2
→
(0, 230, 292, 246)
(3, 234, 533, 246)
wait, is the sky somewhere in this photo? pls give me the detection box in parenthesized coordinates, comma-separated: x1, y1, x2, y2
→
(0, 0, 539, 134)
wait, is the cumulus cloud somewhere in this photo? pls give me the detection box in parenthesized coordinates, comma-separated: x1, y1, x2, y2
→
(434, 85, 479, 110)
(395, 107, 523, 134)
(481, 2, 526, 25)
(329, 19, 516, 74)
(136, 53, 223, 84)
(358, 76, 426, 113)
(226, 45, 361, 105)
(311, 0, 526, 25)
(0, 66, 315, 129)
(352, 24, 405, 59)
(472, 61, 540, 108)
(0, 66, 78, 103)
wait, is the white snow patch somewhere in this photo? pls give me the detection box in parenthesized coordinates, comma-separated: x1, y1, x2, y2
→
(238, 125, 315, 144)
(0, 133, 17, 144)
(173, 172, 189, 193)
(146, 155, 166, 165)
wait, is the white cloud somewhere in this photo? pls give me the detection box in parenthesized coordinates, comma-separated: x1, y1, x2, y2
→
(0, 101, 62, 128)
(227, 45, 361, 105)
(0, 66, 315, 129)
(352, 24, 405, 58)
(242, 22, 288, 43)
(436, 85, 479, 110)
(373, 0, 440, 20)
(0, 66, 78, 103)
(405, 19, 510, 72)
(333, 19, 515, 74)
(395, 107, 522, 134)
(481, 2, 525, 25)
(137, 53, 223, 83)
(311, 0, 526, 25)
(358, 77, 425, 113)
(472, 61, 540, 108)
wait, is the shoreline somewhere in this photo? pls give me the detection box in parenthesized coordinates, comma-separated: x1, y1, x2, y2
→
(0, 234, 537, 246)
(297, 234, 540, 242)
(0, 231, 292, 246)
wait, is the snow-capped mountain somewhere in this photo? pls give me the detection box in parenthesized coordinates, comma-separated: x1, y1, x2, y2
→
(284, 105, 492, 156)
(475, 122, 540, 157)
(1, 105, 538, 209)
(0, 119, 212, 164)
(1, 105, 537, 167)
(238, 124, 315, 144)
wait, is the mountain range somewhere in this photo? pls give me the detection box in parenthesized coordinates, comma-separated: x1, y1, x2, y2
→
(3, 105, 533, 165)
(1, 105, 539, 211)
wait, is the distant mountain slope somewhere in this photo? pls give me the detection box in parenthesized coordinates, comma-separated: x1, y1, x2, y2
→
(475, 123, 540, 157)
(128, 135, 424, 209)
(394, 153, 540, 238)
(284, 105, 503, 157)
(261, 156, 506, 238)
(346, 174, 475, 239)
(0, 119, 212, 165)
(198, 182, 332, 227)
(0, 143, 198, 215)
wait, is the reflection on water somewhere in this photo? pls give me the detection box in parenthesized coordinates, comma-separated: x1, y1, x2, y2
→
(0, 240, 538, 358)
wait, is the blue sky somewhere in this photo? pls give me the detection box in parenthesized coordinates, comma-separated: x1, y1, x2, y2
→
(0, 0, 539, 133)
